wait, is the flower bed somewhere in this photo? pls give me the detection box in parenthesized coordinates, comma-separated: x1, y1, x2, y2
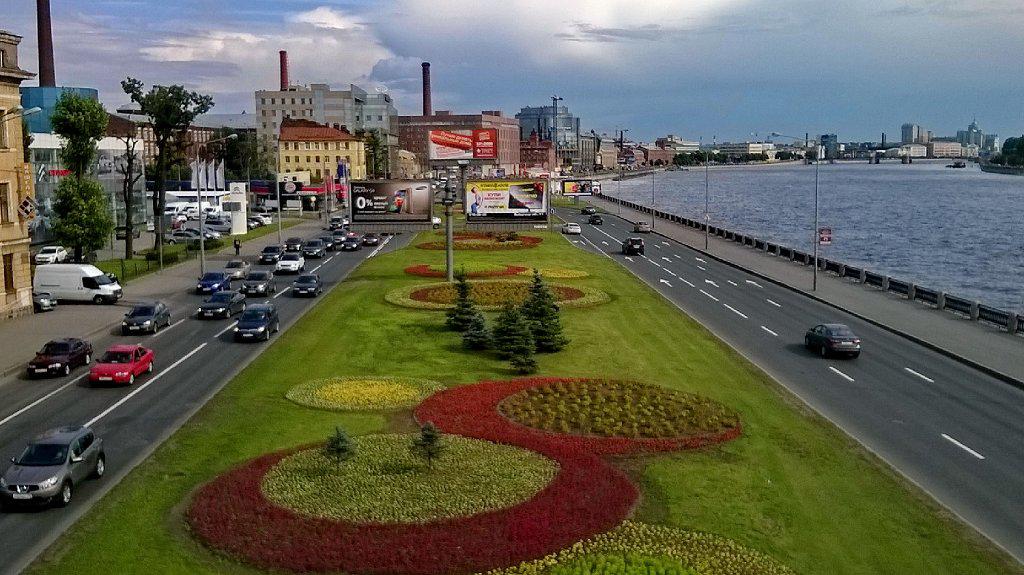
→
(417, 232, 543, 251)
(285, 377, 445, 411)
(405, 263, 529, 278)
(262, 434, 558, 523)
(385, 280, 610, 311)
(521, 267, 590, 279)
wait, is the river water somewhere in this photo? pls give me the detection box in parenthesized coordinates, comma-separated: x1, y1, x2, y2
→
(607, 161, 1024, 313)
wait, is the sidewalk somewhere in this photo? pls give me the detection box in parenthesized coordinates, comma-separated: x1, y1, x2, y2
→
(586, 195, 1024, 386)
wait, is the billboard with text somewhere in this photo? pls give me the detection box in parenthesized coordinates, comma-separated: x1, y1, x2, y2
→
(428, 129, 498, 160)
(350, 180, 433, 223)
(561, 179, 600, 196)
(465, 179, 547, 223)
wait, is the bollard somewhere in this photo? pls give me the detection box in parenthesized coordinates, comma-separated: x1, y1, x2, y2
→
(936, 292, 946, 310)
(881, 276, 890, 291)
(838, 264, 846, 278)
(907, 283, 916, 300)
(763, 242, 770, 254)
(1008, 314, 1019, 334)
(859, 269, 867, 283)
(970, 301, 980, 321)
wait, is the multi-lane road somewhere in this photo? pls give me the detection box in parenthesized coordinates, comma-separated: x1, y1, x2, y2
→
(556, 207, 1024, 564)
(0, 227, 408, 575)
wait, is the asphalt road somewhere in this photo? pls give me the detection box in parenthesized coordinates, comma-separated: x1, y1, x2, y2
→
(556, 207, 1024, 565)
(0, 230, 409, 575)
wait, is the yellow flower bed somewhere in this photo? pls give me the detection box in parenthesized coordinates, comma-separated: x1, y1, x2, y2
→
(521, 267, 590, 279)
(285, 377, 445, 411)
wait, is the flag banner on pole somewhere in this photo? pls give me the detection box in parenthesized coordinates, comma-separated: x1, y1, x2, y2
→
(190, 160, 200, 190)
(206, 160, 217, 191)
(197, 159, 208, 190)
(216, 160, 226, 190)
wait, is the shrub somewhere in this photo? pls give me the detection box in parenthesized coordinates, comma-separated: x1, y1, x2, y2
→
(285, 376, 445, 411)
(445, 270, 480, 332)
(410, 421, 444, 469)
(462, 314, 492, 350)
(521, 269, 569, 353)
(323, 426, 354, 467)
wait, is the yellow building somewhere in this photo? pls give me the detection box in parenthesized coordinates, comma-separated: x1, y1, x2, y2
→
(0, 31, 36, 319)
(278, 118, 366, 182)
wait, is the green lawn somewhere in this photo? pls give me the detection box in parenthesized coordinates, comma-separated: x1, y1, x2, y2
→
(30, 230, 1020, 575)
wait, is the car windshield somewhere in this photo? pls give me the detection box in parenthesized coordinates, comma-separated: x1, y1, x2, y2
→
(40, 342, 71, 355)
(282, 254, 301, 261)
(628, 239, 643, 245)
(100, 351, 133, 363)
(209, 292, 234, 303)
(305, 240, 322, 247)
(40, 247, 59, 254)
(226, 261, 244, 269)
(93, 274, 114, 286)
(248, 272, 270, 281)
(201, 273, 224, 281)
(16, 443, 68, 466)
(287, 238, 301, 244)
(240, 310, 267, 322)
(829, 326, 856, 337)
(128, 306, 155, 317)
(263, 246, 281, 253)
(296, 275, 317, 283)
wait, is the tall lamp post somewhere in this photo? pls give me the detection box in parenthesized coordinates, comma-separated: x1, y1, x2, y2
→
(196, 133, 237, 275)
(771, 131, 821, 290)
(550, 95, 563, 177)
(702, 136, 711, 249)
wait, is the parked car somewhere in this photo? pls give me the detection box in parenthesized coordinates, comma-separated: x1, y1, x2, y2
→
(252, 213, 273, 225)
(89, 344, 154, 385)
(581, 206, 597, 215)
(121, 301, 172, 335)
(223, 259, 250, 280)
(561, 222, 582, 235)
(339, 236, 362, 251)
(361, 233, 381, 247)
(240, 270, 276, 296)
(197, 291, 246, 319)
(588, 214, 604, 225)
(33, 264, 122, 304)
(0, 426, 105, 508)
(622, 237, 645, 256)
(246, 217, 262, 230)
(284, 237, 304, 252)
(195, 272, 231, 294)
(33, 291, 57, 312)
(318, 235, 336, 251)
(114, 226, 141, 240)
(26, 338, 92, 378)
(275, 253, 305, 274)
(259, 245, 284, 264)
(164, 230, 198, 244)
(203, 218, 232, 234)
(233, 304, 280, 342)
(302, 239, 326, 259)
(291, 274, 323, 297)
(633, 221, 652, 233)
(805, 323, 862, 358)
(34, 246, 68, 265)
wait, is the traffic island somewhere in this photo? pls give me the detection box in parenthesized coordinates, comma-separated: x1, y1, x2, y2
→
(385, 280, 610, 311)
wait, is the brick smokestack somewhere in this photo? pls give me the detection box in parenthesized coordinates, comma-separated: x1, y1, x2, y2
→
(421, 62, 431, 116)
(279, 50, 289, 91)
(36, 0, 56, 87)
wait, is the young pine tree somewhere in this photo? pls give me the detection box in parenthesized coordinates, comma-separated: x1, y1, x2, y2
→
(521, 269, 569, 353)
(462, 312, 492, 350)
(492, 304, 538, 373)
(410, 422, 444, 470)
(323, 426, 355, 467)
(445, 269, 479, 332)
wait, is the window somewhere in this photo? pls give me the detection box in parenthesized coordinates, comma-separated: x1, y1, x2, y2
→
(378, 115, 383, 121)
(291, 98, 296, 105)
(306, 156, 311, 163)
(0, 183, 10, 224)
(82, 276, 99, 290)
(345, 142, 350, 150)
(261, 98, 266, 105)
(79, 432, 94, 451)
(284, 156, 290, 163)
(356, 115, 360, 121)
(315, 156, 320, 163)
(0, 109, 7, 147)
(3, 253, 14, 293)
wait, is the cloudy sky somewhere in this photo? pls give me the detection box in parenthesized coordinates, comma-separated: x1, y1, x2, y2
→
(6, 0, 1023, 141)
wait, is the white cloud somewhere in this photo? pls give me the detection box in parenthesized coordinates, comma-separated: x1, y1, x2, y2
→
(288, 6, 364, 31)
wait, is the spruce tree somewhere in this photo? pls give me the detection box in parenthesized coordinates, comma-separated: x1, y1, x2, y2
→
(462, 313, 492, 350)
(492, 304, 537, 373)
(445, 269, 478, 332)
(323, 426, 355, 467)
(521, 269, 569, 353)
(410, 422, 444, 470)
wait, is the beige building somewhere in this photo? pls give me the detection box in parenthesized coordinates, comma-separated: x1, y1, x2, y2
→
(278, 118, 366, 181)
(0, 31, 35, 319)
(928, 141, 963, 158)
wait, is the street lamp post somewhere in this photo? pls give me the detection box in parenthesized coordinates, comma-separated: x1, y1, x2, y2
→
(703, 137, 710, 250)
(771, 132, 821, 291)
(550, 95, 562, 178)
(197, 133, 237, 275)
(444, 160, 468, 282)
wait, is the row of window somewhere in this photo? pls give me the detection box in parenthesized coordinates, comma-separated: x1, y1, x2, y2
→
(261, 109, 312, 118)
(283, 155, 353, 164)
(281, 141, 351, 151)
(261, 97, 309, 106)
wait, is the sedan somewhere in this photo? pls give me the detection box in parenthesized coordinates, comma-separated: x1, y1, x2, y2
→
(339, 237, 362, 251)
(581, 206, 598, 215)
(252, 213, 273, 225)
(197, 291, 246, 319)
(223, 259, 251, 280)
(275, 253, 305, 274)
(561, 222, 582, 235)
(27, 338, 92, 378)
(284, 237, 304, 252)
(240, 270, 277, 296)
(234, 304, 280, 342)
(196, 272, 231, 294)
(302, 239, 326, 259)
(121, 301, 171, 335)
(292, 273, 323, 297)
(246, 217, 263, 230)
(259, 245, 284, 264)
(33, 291, 57, 312)
(361, 233, 381, 247)
(34, 246, 68, 265)
(633, 221, 652, 233)
(318, 235, 336, 251)
(89, 345, 154, 385)
(1, 426, 105, 508)
(588, 214, 604, 225)
(805, 323, 862, 358)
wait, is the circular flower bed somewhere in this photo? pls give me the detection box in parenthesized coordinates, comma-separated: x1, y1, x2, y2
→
(521, 267, 590, 279)
(405, 263, 529, 278)
(262, 434, 558, 523)
(499, 379, 740, 440)
(417, 232, 543, 251)
(385, 280, 610, 311)
(285, 377, 445, 411)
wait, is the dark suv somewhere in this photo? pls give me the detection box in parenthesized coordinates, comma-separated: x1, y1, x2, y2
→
(27, 338, 93, 378)
(622, 237, 645, 256)
(233, 304, 280, 342)
(1, 426, 105, 508)
(302, 239, 326, 259)
(285, 237, 304, 252)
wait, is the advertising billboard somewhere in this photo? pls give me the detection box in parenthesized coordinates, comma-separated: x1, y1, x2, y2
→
(561, 179, 600, 197)
(465, 180, 547, 223)
(428, 129, 498, 160)
(350, 180, 433, 223)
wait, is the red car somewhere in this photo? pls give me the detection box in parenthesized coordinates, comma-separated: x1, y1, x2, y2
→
(88, 344, 154, 385)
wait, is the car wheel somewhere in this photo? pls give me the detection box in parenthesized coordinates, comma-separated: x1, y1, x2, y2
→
(147, 361, 154, 374)
(128, 374, 135, 385)
(84, 353, 91, 366)
(55, 481, 73, 507)
(63, 364, 71, 377)
(851, 351, 861, 359)
(92, 454, 106, 479)
(93, 295, 105, 305)
(152, 322, 159, 334)
(819, 345, 827, 358)
(264, 330, 271, 341)
(804, 337, 811, 349)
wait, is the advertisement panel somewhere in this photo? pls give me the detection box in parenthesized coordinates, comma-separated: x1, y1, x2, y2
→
(561, 179, 600, 197)
(465, 180, 547, 223)
(350, 180, 433, 223)
(428, 129, 498, 160)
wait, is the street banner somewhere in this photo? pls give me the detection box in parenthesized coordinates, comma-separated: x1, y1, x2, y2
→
(428, 129, 498, 160)
(465, 179, 547, 223)
(561, 179, 599, 196)
(350, 180, 432, 223)
(216, 160, 226, 190)
(819, 227, 832, 245)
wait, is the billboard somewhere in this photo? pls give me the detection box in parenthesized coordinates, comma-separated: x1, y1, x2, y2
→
(465, 180, 547, 223)
(428, 129, 498, 160)
(350, 180, 433, 223)
(561, 179, 600, 197)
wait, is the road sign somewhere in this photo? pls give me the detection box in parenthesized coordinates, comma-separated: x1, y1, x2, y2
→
(818, 227, 832, 245)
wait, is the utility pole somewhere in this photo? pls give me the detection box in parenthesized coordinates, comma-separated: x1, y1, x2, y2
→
(704, 136, 710, 250)
(550, 95, 562, 178)
(813, 145, 820, 291)
(446, 160, 468, 282)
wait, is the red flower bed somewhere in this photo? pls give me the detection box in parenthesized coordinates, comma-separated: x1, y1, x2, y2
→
(404, 264, 529, 278)
(408, 282, 585, 307)
(416, 233, 543, 251)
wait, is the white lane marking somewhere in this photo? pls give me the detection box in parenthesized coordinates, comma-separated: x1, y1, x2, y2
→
(84, 343, 208, 428)
(705, 279, 719, 288)
(905, 367, 935, 383)
(941, 433, 985, 460)
(695, 257, 706, 263)
(655, 244, 662, 249)
(151, 318, 186, 338)
(697, 265, 707, 271)
(367, 235, 393, 258)
(624, 256, 634, 262)
(828, 366, 855, 382)
(766, 298, 782, 308)
(727, 280, 738, 287)
(659, 279, 673, 287)
(661, 256, 671, 262)
(0, 374, 87, 429)
(661, 241, 669, 245)
(666, 269, 677, 277)
(214, 321, 239, 339)
(680, 278, 696, 287)
(746, 280, 763, 288)
(760, 325, 779, 337)
(310, 264, 323, 272)
(673, 254, 682, 259)
(324, 256, 334, 263)
(273, 287, 291, 299)
(699, 289, 719, 302)
(600, 240, 609, 246)
(723, 303, 748, 319)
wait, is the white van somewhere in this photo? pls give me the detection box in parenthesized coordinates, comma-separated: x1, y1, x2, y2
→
(34, 264, 123, 304)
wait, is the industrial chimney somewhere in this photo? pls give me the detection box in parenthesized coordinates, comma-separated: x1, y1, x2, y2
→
(279, 50, 289, 91)
(36, 0, 56, 87)
(421, 62, 432, 116)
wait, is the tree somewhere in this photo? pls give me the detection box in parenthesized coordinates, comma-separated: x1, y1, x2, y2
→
(110, 118, 143, 258)
(462, 313, 492, 350)
(410, 422, 444, 469)
(358, 128, 388, 178)
(22, 118, 32, 163)
(323, 426, 355, 467)
(446, 270, 480, 331)
(492, 304, 537, 373)
(521, 269, 568, 353)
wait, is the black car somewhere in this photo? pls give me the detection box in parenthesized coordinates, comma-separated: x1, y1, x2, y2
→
(318, 235, 336, 251)
(292, 273, 324, 297)
(328, 215, 349, 230)
(622, 237, 645, 256)
(234, 304, 280, 342)
(340, 236, 362, 251)
(302, 239, 326, 259)
(197, 291, 246, 319)
(805, 323, 862, 358)
(361, 233, 381, 247)
(581, 206, 597, 215)
(121, 301, 171, 335)
(27, 338, 93, 378)
(588, 214, 604, 225)
(240, 270, 277, 296)
(259, 245, 284, 264)
(285, 237, 304, 252)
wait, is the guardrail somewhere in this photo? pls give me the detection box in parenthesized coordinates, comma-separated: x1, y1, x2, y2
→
(600, 194, 1023, 335)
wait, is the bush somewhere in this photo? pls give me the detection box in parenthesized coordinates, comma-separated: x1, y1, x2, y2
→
(410, 421, 444, 469)
(522, 269, 569, 353)
(323, 426, 354, 467)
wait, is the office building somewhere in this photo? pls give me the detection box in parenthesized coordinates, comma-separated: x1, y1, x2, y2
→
(520, 130, 555, 173)
(983, 134, 1000, 153)
(113, 108, 214, 166)
(956, 118, 985, 148)
(515, 104, 581, 170)
(277, 118, 366, 181)
(820, 134, 839, 160)
(901, 123, 922, 144)
(717, 141, 775, 157)
(655, 135, 700, 152)
(928, 141, 963, 158)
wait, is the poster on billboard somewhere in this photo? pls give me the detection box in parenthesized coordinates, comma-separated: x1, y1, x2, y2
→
(465, 180, 547, 223)
(350, 180, 433, 223)
(560, 179, 600, 197)
(428, 129, 498, 160)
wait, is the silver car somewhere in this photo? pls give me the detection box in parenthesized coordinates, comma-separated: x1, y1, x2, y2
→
(1, 426, 105, 508)
(224, 259, 251, 280)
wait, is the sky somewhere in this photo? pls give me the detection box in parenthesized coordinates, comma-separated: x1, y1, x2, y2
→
(5, 0, 1024, 142)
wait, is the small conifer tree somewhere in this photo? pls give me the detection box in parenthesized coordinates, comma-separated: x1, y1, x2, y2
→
(445, 269, 478, 332)
(410, 422, 444, 469)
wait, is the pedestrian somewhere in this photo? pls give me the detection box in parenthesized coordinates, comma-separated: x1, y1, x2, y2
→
(233, 239, 241, 256)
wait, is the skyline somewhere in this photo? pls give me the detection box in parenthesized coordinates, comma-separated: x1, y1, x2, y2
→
(5, 0, 1024, 141)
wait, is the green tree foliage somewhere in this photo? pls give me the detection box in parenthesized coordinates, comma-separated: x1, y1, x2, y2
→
(521, 269, 568, 353)
(445, 270, 480, 331)
(51, 177, 113, 261)
(22, 118, 32, 163)
(998, 136, 1024, 166)
(358, 128, 388, 178)
(50, 92, 108, 178)
(323, 426, 355, 467)
(462, 313, 492, 350)
(492, 304, 537, 373)
(410, 421, 444, 469)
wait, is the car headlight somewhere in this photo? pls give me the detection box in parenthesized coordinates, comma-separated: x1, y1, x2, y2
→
(122, 321, 128, 326)
(115, 371, 129, 377)
(48, 362, 62, 368)
(142, 320, 152, 326)
(256, 326, 266, 333)
(215, 308, 226, 312)
(197, 284, 203, 289)
(233, 327, 239, 332)
(39, 475, 59, 489)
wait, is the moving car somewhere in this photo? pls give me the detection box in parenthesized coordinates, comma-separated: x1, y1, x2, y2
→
(114, 226, 141, 240)
(361, 233, 381, 247)
(89, 344, 154, 385)
(197, 291, 246, 319)
(622, 237, 645, 256)
(328, 215, 349, 230)
(284, 237, 304, 252)
(27, 338, 92, 378)
(233, 304, 280, 342)
(240, 270, 276, 296)
(223, 259, 251, 280)
(33, 291, 57, 312)
(805, 323, 862, 358)
(121, 301, 172, 335)
(196, 272, 231, 294)
(588, 214, 604, 225)
(318, 235, 336, 251)
(581, 206, 598, 215)
(275, 253, 305, 273)
(33, 264, 122, 304)
(259, 245, 284, 264)
(561, 222, 582, 235)
(1, 426, 105, 508)
(633, 221, 652, 233)
(339, 236, 362, 251)
(302, 239, 326, 259)
(34, 246, 68, 265)
(291, 273, 323, 297)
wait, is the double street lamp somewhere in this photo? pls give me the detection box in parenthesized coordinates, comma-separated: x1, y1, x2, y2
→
(770, 131, 821, 291)
(196, 132, 238, 275)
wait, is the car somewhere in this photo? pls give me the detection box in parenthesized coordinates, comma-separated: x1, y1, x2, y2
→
(197, 291, 246, 319)
(121, 301, 172, 335)
(292, 273, 324, 297)
(196, 272, 231, 294)
(34, 246, 68, 265)
(622, 237, 645, 256)
(328, 215, 349, 230)
(26, 338, 92, 378)
(0, 426, 105, 508)
(361, 233, 381, 247)
(164, 229, 198, 244)
(240, 270, 277, 296)
(805, 323, 862, 358)
(88, 344, 154, 385)
(252, 213, 273, 225)
(34, 264, 122, 304)
(302, 239, 326, 259)
(33, 291, 57, 312)
(318, 235, 336, 251)
(588, 214, 604, 225)
(284, 237, 304, 252)
(633, 221, 652, 233)
(233, 304, 280, 341)
(331, 229, 351, 243)
(114, 226, 141, 240)
(223, 259, 251, 280)
(339, 236, 362, 251)
(203, 218, 232, 234)
(259, 245, 284, 264)
(275, 253, 305, 273)
(561, 222, 582, 235)
(244, 217, 261, 230)
(581, 206, 598, 215)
